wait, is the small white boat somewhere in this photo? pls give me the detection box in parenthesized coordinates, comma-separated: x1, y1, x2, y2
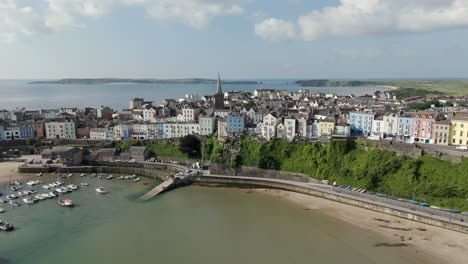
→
(36, 172, 43, 177)
(48, 192, 58, 198)
(117, 176, 124, 180)
(58, 199, 74, 207)
(6, 194, 18, 200)
(80, 183, 89, 186)
(106, 175, 114, 180)
(27, 180, 40, 186)
(133, 178, 140, 182)
(95, 187, 107, 194)
(67, 184, 79, 191)
(0, 199, 7, 204)
(0, 208, 4, 213)
(23, 197, 36, 204)
(79, 173, 85, 177)
(42, 185, 51, 190)
(56, 187, 69, 194)
(34, 194, 46, 201)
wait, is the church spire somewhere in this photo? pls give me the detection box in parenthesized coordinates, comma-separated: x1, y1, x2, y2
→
(216, 73, 222, 94)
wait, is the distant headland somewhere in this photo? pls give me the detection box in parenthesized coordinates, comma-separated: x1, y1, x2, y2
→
(29, 78, 260, 85)
(294, 80, 381, 87)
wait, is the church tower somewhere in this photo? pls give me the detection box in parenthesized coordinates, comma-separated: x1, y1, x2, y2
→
(214, 73, 224, 109)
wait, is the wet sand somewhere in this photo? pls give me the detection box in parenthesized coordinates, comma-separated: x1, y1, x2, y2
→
(0, 161, 36, 184)
(256, 189, 468, 264)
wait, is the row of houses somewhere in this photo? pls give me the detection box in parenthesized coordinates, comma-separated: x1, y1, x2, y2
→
(349, 111, 468, 146)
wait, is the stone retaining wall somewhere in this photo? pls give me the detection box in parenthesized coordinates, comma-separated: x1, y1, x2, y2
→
(210, 164, 315, 183)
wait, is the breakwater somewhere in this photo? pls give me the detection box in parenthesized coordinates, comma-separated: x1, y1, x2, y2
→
(192, 175, 468, 234)
(18, 161, 186, 181)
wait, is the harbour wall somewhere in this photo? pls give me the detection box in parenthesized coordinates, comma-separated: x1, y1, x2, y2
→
(18, 162, 186, 181)
(210, 164, 316, 183)
(192, 175, 468, 234)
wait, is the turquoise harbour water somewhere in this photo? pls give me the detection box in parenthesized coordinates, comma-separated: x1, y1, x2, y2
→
(0, 175, 432, 264)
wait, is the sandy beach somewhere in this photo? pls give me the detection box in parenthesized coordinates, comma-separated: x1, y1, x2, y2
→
(0, 161, 36, 184)
(256, 189, 468, 264)
(375, 85, 399, 91)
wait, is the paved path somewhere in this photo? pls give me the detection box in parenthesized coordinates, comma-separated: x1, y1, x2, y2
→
(140, 178, 174, 201)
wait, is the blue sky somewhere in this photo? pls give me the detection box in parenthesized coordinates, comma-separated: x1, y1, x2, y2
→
(1, 0, 468, 79)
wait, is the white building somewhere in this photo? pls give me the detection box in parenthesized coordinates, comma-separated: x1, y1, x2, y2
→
(284, 118, 297, 142)
(45, 121, 76, 139)
(262, 113, 279, 141)
(383, 113, 399, 137)
(181, 107, 201, 122)
(371, 118, 384, 138)
(90, 128, 114, 140)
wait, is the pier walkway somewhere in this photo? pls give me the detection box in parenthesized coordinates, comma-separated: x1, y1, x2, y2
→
(140, 178, 175, 201)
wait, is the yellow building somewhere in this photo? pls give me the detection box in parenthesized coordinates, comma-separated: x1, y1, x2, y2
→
(450, 113, 468, 146)
(319, 119, 335, 137)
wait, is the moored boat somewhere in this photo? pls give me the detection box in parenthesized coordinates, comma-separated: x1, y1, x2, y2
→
(95, 187, 107, 194)
(9, 200, 20, 207)
(58, 199, 74, 207)
(67, 184, 79, 191)
(6, 194, 19, 200)
(80, 183, 89, 186)
(134, 178, 140, 182)
(56, 187, 69, 194)
(23, 196, 36, 204)
(0, 220, 14, 231)
(0, 208, 4, 213)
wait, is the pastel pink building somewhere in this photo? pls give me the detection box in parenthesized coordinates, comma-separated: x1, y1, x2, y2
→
(411, 112, 439, 144)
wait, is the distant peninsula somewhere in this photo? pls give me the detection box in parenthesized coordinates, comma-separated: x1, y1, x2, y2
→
(294, 80, 380, 87)
(29, 78, 260, 85)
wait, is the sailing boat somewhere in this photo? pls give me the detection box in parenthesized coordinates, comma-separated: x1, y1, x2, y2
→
(7, 175, 20, 206)
(95, 168, 108, 194)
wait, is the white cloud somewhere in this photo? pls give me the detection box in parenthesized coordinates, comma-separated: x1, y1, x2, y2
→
(255, 18, 296, 41)
(0, 0, 47, 42)
(125, 0, 244, 29)
(45, 0, 116, 30)
(0, 0, 245, 43)
(256, 0, 468, 41)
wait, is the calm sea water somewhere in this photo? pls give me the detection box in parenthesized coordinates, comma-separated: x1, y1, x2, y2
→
(0, 175, 431, 264)
(0, 80, 383, 110)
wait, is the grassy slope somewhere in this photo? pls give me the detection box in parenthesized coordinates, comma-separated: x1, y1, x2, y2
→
(378, 80, 468, 97)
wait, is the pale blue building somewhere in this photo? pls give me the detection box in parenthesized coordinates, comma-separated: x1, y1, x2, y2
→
(349, 112, 375, 136)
